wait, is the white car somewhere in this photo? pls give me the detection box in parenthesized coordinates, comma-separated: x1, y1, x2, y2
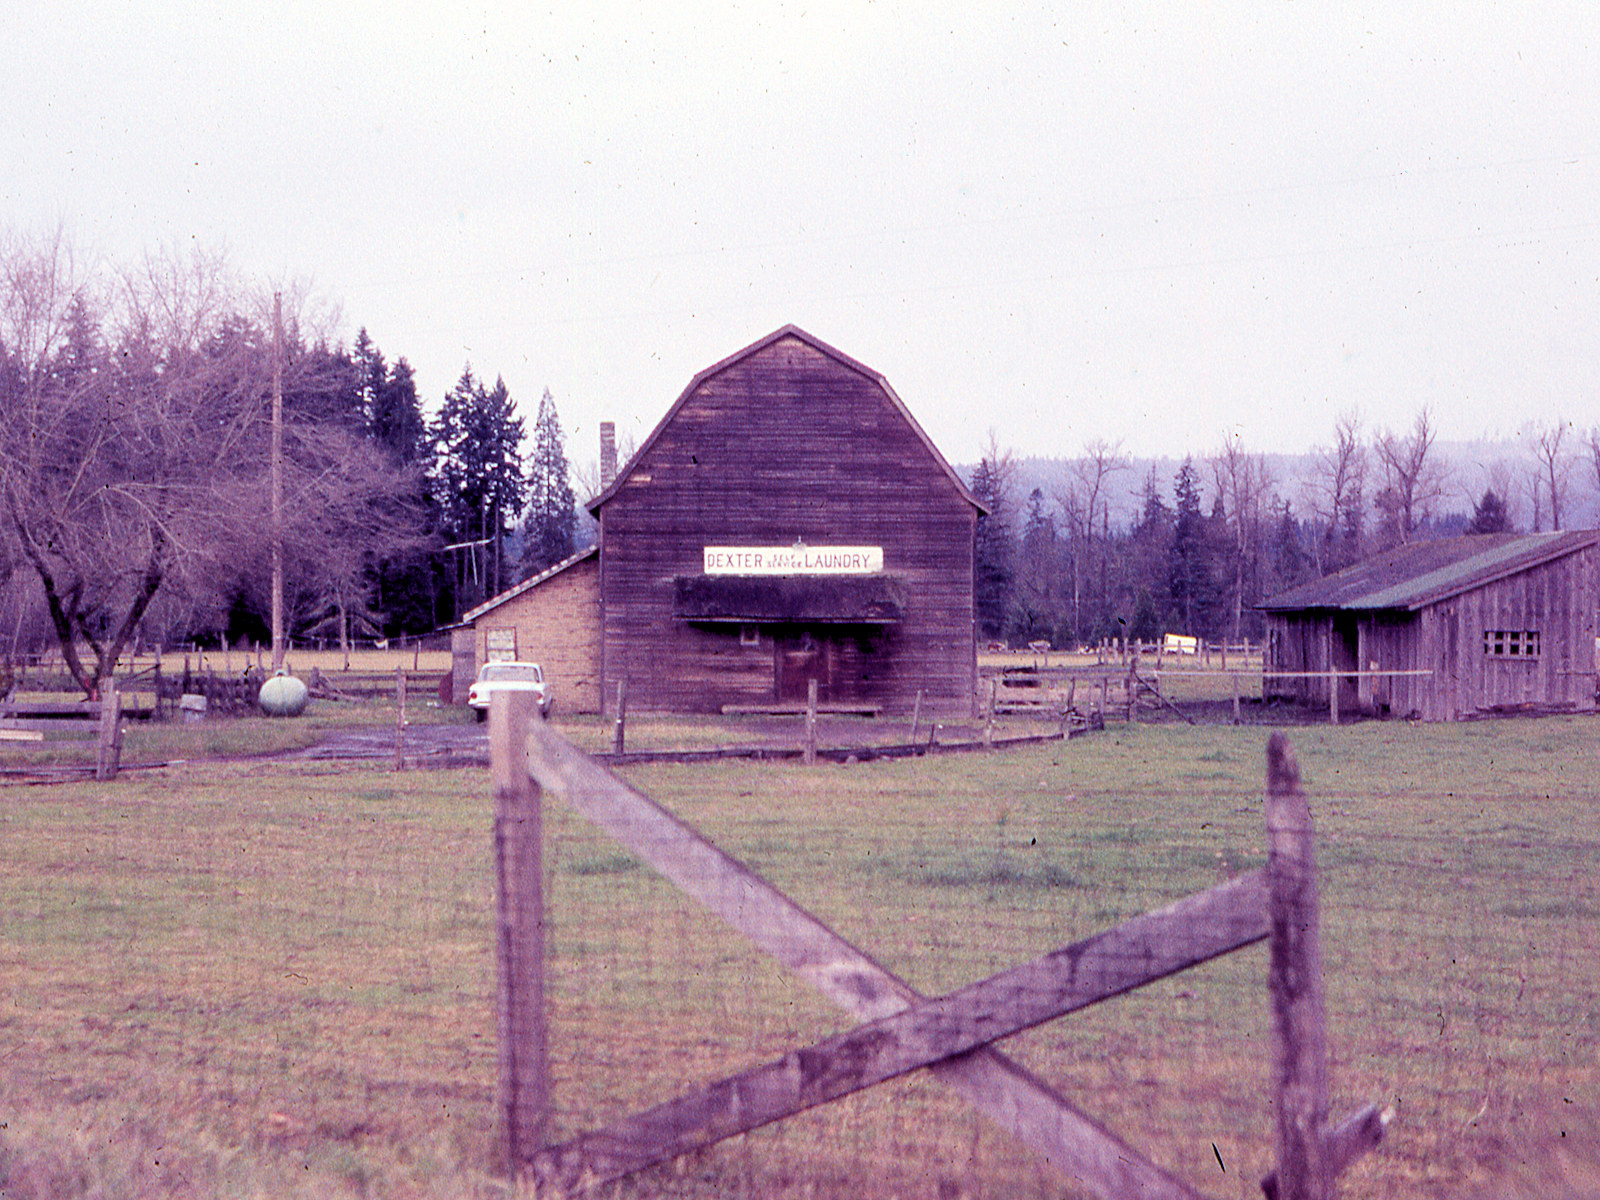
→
(467, 661, 553, 720)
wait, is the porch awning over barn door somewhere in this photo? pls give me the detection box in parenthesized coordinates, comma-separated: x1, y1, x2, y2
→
(672, 574, 908, 624)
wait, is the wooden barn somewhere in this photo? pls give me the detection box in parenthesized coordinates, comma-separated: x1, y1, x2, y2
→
(1258, 531, 1600, 721)
(466, 325, 984, 715)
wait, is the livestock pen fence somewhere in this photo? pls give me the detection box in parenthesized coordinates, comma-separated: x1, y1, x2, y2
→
(492, 700, 1386, 1198)
(982, 655, 1436, 726)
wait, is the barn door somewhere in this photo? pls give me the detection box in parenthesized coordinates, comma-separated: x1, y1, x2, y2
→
(776, 629, 831, 703)
(1331, 613, 1360, 713)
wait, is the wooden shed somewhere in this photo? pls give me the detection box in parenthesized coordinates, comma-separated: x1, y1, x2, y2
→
(585, 324, 984, 715)
(1258, 531, 1600, 721)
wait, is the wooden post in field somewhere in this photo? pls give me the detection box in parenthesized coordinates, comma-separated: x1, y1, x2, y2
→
(1231, 671, 1241, 725)
(612, 677, 627, 755)
(909, 688, 923, 746)
(983, 677, 996, 747)
(1265, 733, 1331, 1200)
(491, 691, 549, 1173)
(1325, 627, 1340, 726)
(270, 293, 285, 673)
(95, 681, 123, 781)
(393, 668, 407, 772)
(804, 677, 818, 765)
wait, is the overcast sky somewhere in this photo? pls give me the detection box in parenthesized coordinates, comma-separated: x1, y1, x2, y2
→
(7, 2, 1598, 475)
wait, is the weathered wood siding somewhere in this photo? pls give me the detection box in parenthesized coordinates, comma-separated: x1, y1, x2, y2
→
(596, 333, 977, 715)
(475, 556, 603, 714)
(1417, 546, 1598, 720)
(1264, 543, 1599, 721)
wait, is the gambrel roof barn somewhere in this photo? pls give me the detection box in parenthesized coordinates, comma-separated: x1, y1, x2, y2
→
(468, 325, 984, 715)
(1258, 531, 1600, 721)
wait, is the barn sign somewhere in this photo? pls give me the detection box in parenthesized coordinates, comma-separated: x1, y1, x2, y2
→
(703, 545, 883, 576)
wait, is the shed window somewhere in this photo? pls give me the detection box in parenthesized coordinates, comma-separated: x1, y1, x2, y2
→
(1483, 630, 1540, 658)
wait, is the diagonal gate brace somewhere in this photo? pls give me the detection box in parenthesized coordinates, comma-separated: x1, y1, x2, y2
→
(531, 870, 1268, 1191)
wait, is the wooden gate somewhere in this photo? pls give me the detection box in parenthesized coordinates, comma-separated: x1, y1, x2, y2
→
(489, 694, 1387, 1199)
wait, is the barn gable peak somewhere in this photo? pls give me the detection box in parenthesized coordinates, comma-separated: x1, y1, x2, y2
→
(587, 325, 983, 514)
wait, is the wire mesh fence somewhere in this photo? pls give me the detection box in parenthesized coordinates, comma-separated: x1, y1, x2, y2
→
(1, 721, 1595, 1198)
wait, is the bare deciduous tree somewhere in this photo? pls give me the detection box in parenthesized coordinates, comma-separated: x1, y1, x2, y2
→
(1303, 409, 1367, 571)
(1, 230, 429, 694)
(1525, 418, 1574, 531)
(1054, 438, 1128, 643)
(1210, 434, 1275, 644)
(1373, 408, 1447, 548)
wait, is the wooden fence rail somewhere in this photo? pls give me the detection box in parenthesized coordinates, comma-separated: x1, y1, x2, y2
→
(489, 699, 1388, 1199)
(0, 683, 124, 778)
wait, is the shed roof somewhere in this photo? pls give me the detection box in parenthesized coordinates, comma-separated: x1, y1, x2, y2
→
(1258, 531, 1600, 613)
(585, 324, 985, 515)
(463, 545, 598, 624)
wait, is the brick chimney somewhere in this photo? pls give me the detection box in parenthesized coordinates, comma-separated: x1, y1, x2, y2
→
(599, 421, 617, 489)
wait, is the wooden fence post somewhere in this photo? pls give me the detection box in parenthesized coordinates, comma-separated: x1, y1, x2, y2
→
(95, 681, 123, 781)
(804, 677, 818, 765)
(491, 691, 549, 1174)
(393, 668, 407, 772)
(1265, 733, 1331, 1200)
(908, 689, 923, 746)
(612, 677, 627, 755)
(983, 677, 996, 747)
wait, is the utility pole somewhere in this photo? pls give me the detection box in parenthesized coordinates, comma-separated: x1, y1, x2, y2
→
(270, 291, 285, 672)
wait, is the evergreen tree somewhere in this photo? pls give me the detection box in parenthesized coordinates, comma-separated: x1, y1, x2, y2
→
(431, 366, 526, 611)
(1167, 457, 1218, 637)
(354, 329, 427, 464)
(1338, 476, 1366, 568)
(1266, 499, 1310, 595)
(1126, 465, 1174, 635)
(1009, 487, 1059, 645)
(340, 329, 436, 635)
(969, 452, 1016, 643)
(1467, 488, 1512, 534)
(353, 327, 385, 429)
(521, 387, 578, 578)
(1128, 586, 1162, 644)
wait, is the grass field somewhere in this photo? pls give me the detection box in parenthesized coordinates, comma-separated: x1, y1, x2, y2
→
(2, 713, 1597, 1198)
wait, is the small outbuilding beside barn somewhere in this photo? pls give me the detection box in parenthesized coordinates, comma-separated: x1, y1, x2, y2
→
(460, 547, 601, 715)
(1258, 531, 1600, 721)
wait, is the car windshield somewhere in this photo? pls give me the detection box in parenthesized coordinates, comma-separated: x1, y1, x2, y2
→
(479, 664, 541, 683)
